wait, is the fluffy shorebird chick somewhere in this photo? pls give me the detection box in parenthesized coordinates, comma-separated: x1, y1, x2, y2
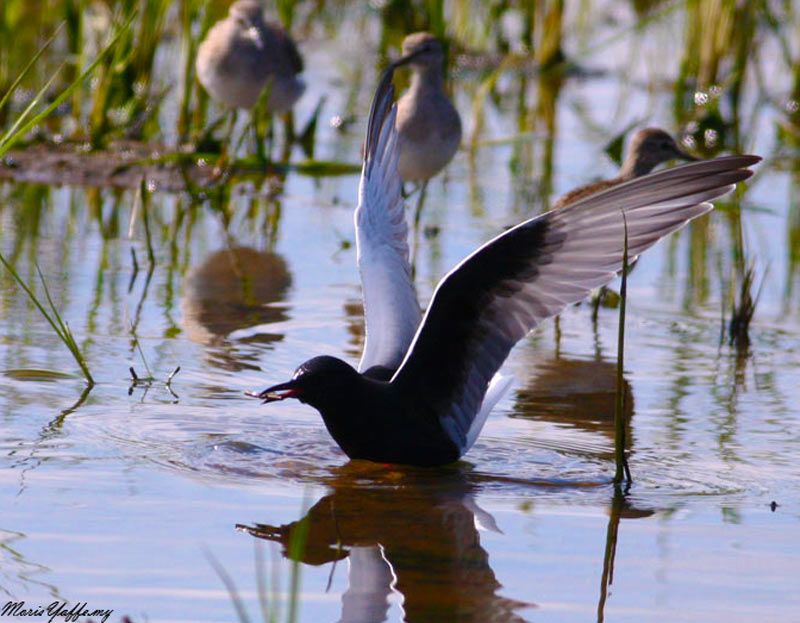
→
(393, 32, 462, 183)
(553, 128, 698, 209)
(196, 0, 304, 113)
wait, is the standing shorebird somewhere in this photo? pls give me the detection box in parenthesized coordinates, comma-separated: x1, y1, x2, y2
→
(553, 128, 698, 313)
(393, 32, 462, 185)
(196, 0, 304, 157)
(196, 0, 304, 112)
(553, 128, 697, 209)
(390, 32, 461, 272)
(248, 68, 758, 467)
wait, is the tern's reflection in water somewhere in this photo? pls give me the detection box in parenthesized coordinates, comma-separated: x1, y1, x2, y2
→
(239, 464, 530, 623)
(181, 246, 291, 371)
(513, 355, 634, 455)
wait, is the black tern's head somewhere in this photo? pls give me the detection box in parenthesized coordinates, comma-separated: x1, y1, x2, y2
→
(252, 356, 359, 409)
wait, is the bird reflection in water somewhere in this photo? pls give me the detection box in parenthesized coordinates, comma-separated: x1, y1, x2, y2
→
(238, 463, 531, 623)
(181, 246, 290, 371)
(512, 355, 634, 458)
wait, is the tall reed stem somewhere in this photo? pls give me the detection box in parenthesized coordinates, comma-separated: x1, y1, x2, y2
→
(614, 213, 632, 484)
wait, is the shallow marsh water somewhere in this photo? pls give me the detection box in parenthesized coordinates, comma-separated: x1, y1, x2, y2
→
(2, 2, 800, 622)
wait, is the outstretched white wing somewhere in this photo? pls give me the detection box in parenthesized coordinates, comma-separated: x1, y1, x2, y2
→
(390, 155, 760, 452)
(355, 70, 421, 373)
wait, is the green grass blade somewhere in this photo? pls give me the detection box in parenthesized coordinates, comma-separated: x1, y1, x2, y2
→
(3, 368, 77, 381)
(0, 252, 94, 385)
(35, 263, 95, 385)
(0, 63, 66, 151)
(0, 22, 65, 114)
(0, 252, 67, 342)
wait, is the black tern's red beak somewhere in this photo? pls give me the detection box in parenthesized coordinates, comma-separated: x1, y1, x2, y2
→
(246, 380, 300, 404)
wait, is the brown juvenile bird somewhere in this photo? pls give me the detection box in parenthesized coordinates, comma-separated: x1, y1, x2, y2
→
(393, 32, 462, 184)
(196, 0, 304, 113)
(553, 128, 698, 209)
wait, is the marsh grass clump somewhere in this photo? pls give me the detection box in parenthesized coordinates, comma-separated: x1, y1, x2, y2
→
(87, 4, 172, 147)
(727, 262, 765, 351)
(0, 12, 135, 158)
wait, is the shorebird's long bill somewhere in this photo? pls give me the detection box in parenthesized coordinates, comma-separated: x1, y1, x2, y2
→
(673, 145, 700, 162)
(390, 49, 426, 69)
(246, 380, 300, 404)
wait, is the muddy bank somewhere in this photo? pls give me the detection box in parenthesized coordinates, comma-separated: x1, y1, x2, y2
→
(0, 141, 359, 192)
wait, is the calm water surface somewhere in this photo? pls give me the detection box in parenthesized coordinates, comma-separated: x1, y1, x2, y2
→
(2, 3, 800, 622)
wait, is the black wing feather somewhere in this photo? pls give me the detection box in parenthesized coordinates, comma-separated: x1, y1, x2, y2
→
(391, 154, 759, 451)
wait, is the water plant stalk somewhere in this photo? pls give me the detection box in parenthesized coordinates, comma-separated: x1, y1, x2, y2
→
(728, 261, 765, 351)
(614, 213, 631, 484)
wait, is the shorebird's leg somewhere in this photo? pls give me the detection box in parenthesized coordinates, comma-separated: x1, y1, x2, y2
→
(402, 182, 421, 200)
(224, 109, 238, 153)
(410, 180, 429, 280)
(279, 111, 294, 162)
(251, 81, 274, 164)
(591, 288, 602, 324)
(283, 110, 296, 143)
(212, 109, 239, 178)
(297, 96, 326, 158)
(230, 109, 254, 162)
(249, 108, 270, 164)
(196, 113, 228, 150)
